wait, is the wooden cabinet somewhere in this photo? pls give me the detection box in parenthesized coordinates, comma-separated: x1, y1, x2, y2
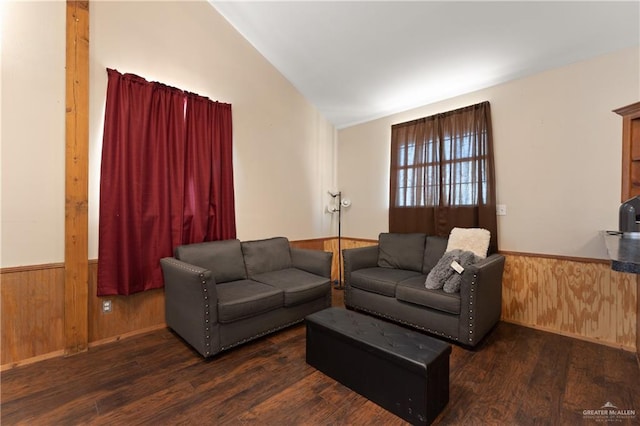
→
(614, 102, 640, 358)
(615, 101, 640, 202)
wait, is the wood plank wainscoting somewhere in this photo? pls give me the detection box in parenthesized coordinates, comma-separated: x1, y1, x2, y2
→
(0, 262, 167, 370)
(1, 264, 66, 367)
(0, 239, 337, 370)
(500, 251, 637, 352)
(333, 239, 637, 352)
(1, 237, 637, 369)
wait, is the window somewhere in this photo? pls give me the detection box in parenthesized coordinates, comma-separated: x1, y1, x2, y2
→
(389, 101, 497, 251)
(393, 111, 488, 208)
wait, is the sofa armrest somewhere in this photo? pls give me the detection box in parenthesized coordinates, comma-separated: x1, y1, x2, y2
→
(160, 257, 220, 356)
(290, 247, 333, 278)
(342, 245, 378, 285)
(458, 253, 505, 346)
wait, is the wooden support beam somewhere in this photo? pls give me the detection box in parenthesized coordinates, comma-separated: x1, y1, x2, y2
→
(64, 0, 90, 355)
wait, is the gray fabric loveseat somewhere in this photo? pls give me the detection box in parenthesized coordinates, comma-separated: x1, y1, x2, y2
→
(160, 237, 332, 357)
(343, 232, 505, 347)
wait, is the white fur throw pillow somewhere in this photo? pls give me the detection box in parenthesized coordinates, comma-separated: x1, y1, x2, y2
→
(446, 227, 491, 259)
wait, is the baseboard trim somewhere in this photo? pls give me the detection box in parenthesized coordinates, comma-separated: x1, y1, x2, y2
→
(0, 349, 66, 372)
(88, 323, 168, 349)
(501, 318, 635, 353)
(1, 324, 169, 371)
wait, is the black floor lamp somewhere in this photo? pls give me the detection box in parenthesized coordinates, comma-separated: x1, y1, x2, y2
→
(328, 191, 351, 289)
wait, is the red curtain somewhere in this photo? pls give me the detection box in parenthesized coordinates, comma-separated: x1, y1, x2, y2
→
(183, 93, 235, 242)
(97, 69, 235, 296)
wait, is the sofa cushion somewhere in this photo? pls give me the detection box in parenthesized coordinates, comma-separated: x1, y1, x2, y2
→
(252, 268, 330, 306)
(216, 279, 283, 323)
(242, 237, 292, 276)
(446, 227, 491, 259)
(396, 276, 461, 315)
(422, 236, 449, 274)
(174, 239, 247, 283)
(351, 267, 423, 297)
(425, 249, 478, 293)
(377, 233, 426, 272)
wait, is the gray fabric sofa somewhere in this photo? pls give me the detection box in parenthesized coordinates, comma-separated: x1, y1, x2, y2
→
(343, 233, 505, 347)
(160, 237, 332, 357)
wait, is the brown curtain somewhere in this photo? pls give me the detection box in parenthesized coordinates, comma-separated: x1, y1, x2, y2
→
(389, 101, 498, 253)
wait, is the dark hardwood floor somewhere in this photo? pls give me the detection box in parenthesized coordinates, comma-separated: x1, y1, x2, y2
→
(2, 290, 639, 425)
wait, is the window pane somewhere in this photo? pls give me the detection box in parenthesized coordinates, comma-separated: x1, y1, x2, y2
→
(392, 105, 490, 209)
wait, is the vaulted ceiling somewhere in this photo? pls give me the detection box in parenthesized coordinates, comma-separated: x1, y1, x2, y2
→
(211, 1, 640, 129)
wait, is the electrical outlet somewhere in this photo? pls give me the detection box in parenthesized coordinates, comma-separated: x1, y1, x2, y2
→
(102, 299, 113, 314)
(496, 204, 507, 216)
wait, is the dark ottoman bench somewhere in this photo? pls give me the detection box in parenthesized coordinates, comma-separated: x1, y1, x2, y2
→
(305, 307, 451, 425)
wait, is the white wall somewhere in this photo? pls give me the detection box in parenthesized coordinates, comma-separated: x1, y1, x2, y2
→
(338, 47, 640, 259)
(1, 1, 66, 266)
(89, 1, 338, 258)
(3, 1, 637, 266)
(1, 1, 337, 267)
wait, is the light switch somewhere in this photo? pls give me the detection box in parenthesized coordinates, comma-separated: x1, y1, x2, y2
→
(496, 204, 507, 216)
